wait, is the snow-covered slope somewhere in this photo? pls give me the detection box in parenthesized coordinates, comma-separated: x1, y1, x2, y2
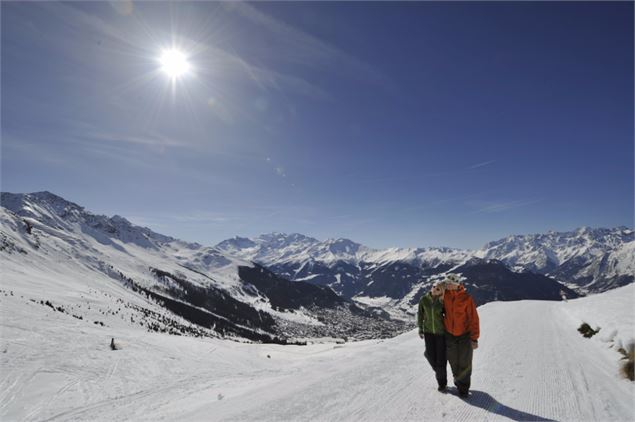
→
(478, 227, 632, 267)
(1, 191, 632, 420)
(561, 284, 634, 355)
(0, 191, 262, 302)
(1, 280, 632, 421)
(478, 227, 634, 292)
(0, 192, 405, 342)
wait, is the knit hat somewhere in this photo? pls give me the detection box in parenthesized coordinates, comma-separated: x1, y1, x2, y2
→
(444, 273, 460, 286)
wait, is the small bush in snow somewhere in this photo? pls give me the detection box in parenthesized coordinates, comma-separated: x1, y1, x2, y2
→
(577, 322, 600, 338)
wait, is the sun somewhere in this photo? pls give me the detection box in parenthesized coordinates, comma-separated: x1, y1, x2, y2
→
(158, 49, 191, 79)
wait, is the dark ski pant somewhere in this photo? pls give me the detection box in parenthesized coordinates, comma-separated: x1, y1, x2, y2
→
(446, 332, 473, 393)
(423, 333, 447, 387)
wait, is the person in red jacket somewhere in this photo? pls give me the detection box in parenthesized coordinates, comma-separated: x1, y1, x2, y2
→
(443, 274, 479, 398)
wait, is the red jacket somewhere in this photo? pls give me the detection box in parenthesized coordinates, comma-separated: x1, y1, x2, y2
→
(443, 286, 480, 341)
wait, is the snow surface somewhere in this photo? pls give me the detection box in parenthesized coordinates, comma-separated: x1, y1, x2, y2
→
(561, 284, 635, 353)
(2, 278, 633, 421)
(606, 241, 635, 280)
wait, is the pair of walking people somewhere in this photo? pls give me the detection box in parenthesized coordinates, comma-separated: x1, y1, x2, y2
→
(417, 274, 480, 397)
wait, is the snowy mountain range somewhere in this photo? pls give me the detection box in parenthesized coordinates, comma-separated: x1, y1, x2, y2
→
(1, 193, 632, 418)
(477, 227, 634, 292)
(1, 191, 632, 338)
(216, 230, 633, 292)
(215, 228, 633, 316)
(0, 191, 405, 342)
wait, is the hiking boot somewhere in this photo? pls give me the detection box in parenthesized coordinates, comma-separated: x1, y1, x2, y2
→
(437, 384, 447, 392)
(458, 389, 469, 398)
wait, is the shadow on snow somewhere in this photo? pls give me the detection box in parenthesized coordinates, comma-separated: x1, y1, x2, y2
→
(462, 390, 558, 422)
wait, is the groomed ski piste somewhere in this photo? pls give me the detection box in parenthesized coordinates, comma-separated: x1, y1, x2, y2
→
(1, 263, 633, 422)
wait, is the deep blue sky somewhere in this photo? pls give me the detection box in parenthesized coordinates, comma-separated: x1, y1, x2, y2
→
(2, 2, 633, 249)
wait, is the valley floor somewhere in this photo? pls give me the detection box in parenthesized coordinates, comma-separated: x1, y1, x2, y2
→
(1, 286, 633, 421)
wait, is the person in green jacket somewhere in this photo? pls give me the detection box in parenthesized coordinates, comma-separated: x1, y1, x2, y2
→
(417, 280, 447, 391)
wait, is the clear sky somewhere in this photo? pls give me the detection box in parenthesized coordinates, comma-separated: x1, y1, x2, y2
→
(2, 1, 633, 249)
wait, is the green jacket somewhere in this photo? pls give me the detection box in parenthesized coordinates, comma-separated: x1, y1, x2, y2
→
(417, 293, 445, 335)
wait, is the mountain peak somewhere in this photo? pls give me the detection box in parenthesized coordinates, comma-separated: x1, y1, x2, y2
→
(322, 237, 362, 255)
(216, 236, 258, 250)
(1, 191, 176, 248)
(1, 191, 85, 220)
(30, 190, 65, 199)
(110, 214, 131, 224)
(252, 232, 320, 249)
(257, 232, 318, 242)
(28, 191, 84, 209)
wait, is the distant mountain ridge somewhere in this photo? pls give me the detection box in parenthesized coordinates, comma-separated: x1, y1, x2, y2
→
(2, 191, 632, 327)
(476, 226, 634, 293)
(217, 232, 472, 267)
(214, 226, 633, 318)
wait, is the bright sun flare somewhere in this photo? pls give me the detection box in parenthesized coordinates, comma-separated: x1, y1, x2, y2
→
(159, 49, 191, 79)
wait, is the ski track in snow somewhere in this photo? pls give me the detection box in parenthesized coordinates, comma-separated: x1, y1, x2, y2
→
(2, 288, 633, 422)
